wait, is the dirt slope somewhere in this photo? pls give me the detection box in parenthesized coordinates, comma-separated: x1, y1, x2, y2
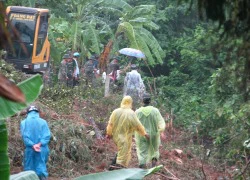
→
(8, 99, 231, 180)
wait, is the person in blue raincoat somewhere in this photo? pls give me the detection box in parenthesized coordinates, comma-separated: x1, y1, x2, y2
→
(20, 105, 51, 180)
(135, 93, 166, 168)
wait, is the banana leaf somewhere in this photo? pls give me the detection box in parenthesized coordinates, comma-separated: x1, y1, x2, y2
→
(10, 170, 39, 180)
(0, 74, 43, 180)
(0, 121, 9, 180)
(75, 165, 163, 180)
(0, 74, 43, 120)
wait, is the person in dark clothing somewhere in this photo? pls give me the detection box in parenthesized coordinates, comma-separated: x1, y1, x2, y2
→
(58, 54, 70, 87)
(92, 54, 99, 69)
(65, 55, 74, 87)
(84, 56, 95, 86)
(109, 56, 120, 83)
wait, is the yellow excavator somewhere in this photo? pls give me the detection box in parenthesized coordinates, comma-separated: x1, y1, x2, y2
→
(5, 6, 50, 73)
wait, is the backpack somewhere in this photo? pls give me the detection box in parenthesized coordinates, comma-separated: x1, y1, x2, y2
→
(85, 61, 94, 75)
(66, 61, 74, 79)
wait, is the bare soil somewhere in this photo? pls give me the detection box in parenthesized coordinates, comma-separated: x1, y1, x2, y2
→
(9, 99, 232, 180)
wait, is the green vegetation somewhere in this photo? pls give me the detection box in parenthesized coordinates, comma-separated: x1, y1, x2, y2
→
(2, 0, 250, 179)
(0, 73, 43, 180)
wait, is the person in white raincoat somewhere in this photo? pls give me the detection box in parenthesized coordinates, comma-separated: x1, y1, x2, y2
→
(123, 64, 145, 109)
(135, 93, 166, 168)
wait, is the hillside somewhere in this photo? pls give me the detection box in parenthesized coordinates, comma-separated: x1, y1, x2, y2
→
(7, 90, 233, 180)
(2, 0, 250, 179)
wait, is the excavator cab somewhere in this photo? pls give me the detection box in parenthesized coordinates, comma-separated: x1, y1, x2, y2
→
(5, 6, 50, 73)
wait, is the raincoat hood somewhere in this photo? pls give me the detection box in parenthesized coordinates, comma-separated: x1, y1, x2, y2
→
(27, 110, 39, 117)
(140, 106, 154, 117)
(135, 105, 166, 165)
(106, 95, 147, 167)
(120, 96, 133, 109)
(20, 110, 51, 178)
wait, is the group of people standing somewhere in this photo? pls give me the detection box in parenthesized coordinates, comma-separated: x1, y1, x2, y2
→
(103, 56, 146, 109)
(19, 52, 165, 179)
(57, 52, 80, 87)
(58, 52, 101, 87)
(20, 93, 165, 179)
(103, 55, 166, 169)
(104, 55, 166, 169)
(57, 52, 146, 110)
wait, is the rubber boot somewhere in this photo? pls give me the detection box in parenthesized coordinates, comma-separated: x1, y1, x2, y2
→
(109, 163, 124, 171)
(111, 154, 117, 165)
(139, 164, 146, 169)
(109, 154, 117, 171)
(152, 158, 157, 167)
(39, 176, 48, 180)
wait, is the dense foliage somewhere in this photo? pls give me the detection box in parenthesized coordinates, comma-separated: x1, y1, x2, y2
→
(4, 0, 250, 178)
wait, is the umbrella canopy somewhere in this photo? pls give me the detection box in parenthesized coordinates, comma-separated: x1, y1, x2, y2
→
(119, 48, 146, 59)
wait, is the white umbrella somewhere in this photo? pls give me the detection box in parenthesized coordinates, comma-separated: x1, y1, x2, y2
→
(119, 48, 146, 59)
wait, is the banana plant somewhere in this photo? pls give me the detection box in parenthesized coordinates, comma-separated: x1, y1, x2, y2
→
(67, 1, 113, 55)
(98, 0, 165, 65)
(49, 3, 105, 59)
(48, 17, 69, 65)
(0, 74, 43, 180)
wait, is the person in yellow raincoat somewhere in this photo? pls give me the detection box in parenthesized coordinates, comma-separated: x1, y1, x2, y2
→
(106, 96, 149, 168)
(135, 93, 166, 168)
